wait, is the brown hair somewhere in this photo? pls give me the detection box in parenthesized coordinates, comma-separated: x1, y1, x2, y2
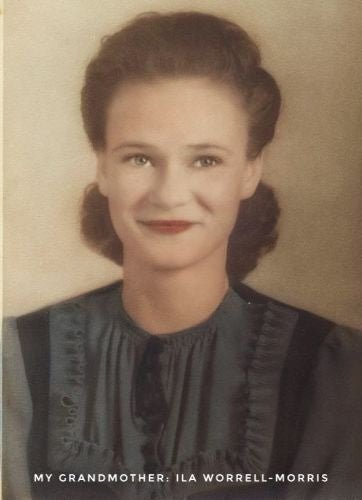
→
(80, 11, 281, 280)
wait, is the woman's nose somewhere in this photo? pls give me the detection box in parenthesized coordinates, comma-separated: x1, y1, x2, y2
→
(149, 165, 191, 209)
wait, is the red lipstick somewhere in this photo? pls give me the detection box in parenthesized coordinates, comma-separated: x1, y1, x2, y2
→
(141, 220, 193, 234)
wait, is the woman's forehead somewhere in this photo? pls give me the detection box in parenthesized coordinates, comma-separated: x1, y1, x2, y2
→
(105, 77, 248, 148)
(108, 76, 244, 107)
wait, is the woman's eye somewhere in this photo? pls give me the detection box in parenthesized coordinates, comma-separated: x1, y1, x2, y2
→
(128, 155, 152, 167)
(194, 156, 221, 168)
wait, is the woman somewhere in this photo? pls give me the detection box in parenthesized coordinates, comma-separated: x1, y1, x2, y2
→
(4, 11, 362, 500)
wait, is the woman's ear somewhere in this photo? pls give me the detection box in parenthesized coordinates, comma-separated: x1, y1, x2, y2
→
(96, 152, 109, 197)
(239, 153, 263, 200)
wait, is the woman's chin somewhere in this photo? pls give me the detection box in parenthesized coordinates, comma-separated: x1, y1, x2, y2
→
(141, 255, 199, 273)
(122, 244, 196, 272)
(127, 244, 225, 274)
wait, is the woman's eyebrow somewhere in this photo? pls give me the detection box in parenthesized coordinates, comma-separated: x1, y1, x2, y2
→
(111, 142, 156, 152)
(186, 143, 232, 154)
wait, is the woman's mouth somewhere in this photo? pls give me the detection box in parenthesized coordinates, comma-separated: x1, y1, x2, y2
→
(140, 220, 194, 234)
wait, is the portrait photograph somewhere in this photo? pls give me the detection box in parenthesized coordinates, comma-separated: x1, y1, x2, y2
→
(3, 1, 362, 499)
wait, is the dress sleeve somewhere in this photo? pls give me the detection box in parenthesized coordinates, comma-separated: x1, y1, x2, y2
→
(287, 324, 362, 499)
(3, 317, 33, 500)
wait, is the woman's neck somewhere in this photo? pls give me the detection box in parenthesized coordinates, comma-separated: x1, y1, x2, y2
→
(121, 257, 229, 335)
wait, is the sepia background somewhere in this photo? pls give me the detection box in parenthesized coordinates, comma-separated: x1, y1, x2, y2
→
(4, 0, 362, 327)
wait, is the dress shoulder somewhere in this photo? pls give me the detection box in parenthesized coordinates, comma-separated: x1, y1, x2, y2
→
(2, 318, 33, 500)
(287, 323, 362, 499)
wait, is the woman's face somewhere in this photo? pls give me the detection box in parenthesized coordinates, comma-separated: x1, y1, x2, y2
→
(97, 77, 262, 272)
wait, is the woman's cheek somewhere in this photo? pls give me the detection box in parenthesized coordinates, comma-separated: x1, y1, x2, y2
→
(209, 180, 242, 210)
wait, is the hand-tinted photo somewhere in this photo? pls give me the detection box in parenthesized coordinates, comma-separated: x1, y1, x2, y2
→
(3, 2, 362, 499)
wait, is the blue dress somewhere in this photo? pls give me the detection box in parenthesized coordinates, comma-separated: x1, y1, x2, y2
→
(3, 282, 362, 499)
